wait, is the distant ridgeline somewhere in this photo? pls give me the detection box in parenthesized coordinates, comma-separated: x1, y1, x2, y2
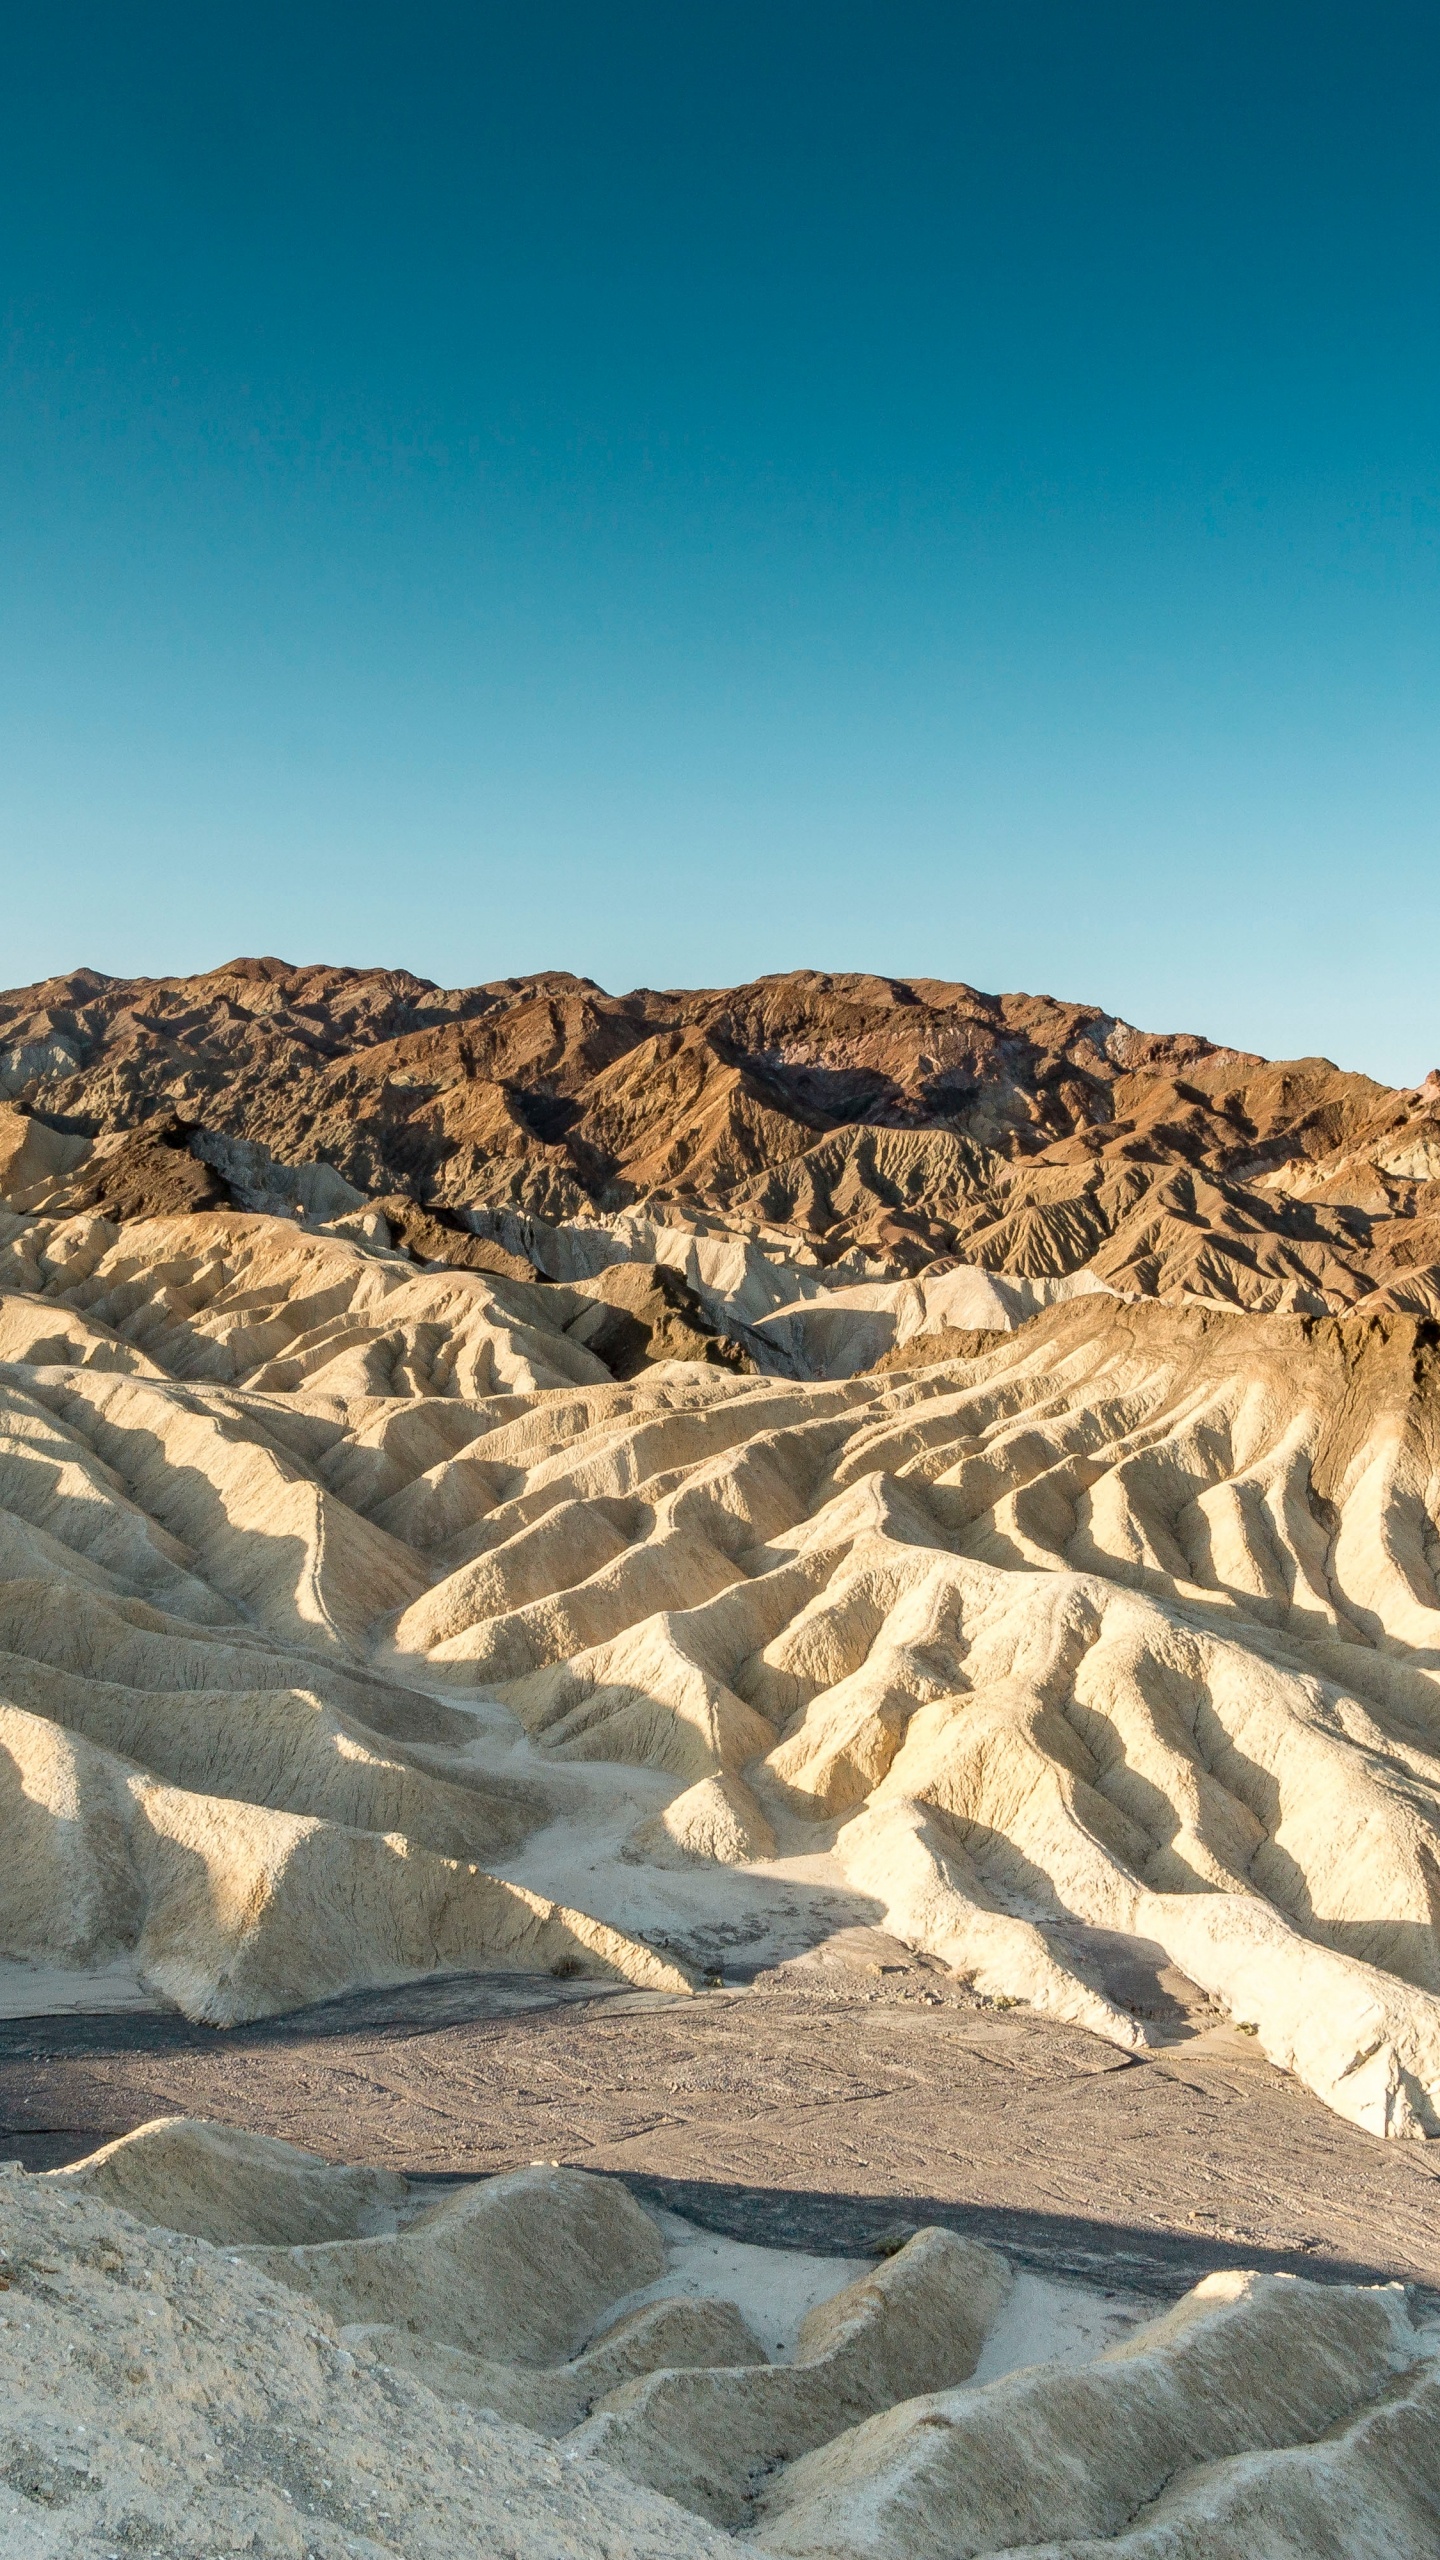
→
(2, 956, 1440, 1319)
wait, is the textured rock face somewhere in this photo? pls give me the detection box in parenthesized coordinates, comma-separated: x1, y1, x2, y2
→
(752, 2266, 1440, 2559)
(567, 2225, 1011, 2524)
(4, 958, 1440, 1310)
(45, 2114, 410, 2244)
(243, 2162, 668, 2362)
(4, 2121, 1440, 2558)
(0, 2145, 732, 2559)
(2, 1211, 1440, 2139)
(563, 1256, 755, 1376)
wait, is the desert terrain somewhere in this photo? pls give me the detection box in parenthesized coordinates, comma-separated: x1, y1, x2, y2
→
(3, 957, 1440, 2554)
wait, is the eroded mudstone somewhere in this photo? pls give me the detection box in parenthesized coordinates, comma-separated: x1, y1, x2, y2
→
(752, 2268, 1435, 2559)
(567, 2226, 1011, 2524)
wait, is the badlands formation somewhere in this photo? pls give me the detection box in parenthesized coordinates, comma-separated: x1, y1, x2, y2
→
(4, 957, 1440, 2553)
(7, 2116, 1440, 2557)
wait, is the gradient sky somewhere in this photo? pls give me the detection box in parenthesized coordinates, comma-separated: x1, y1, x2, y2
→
(2, 3, 1437, 1080)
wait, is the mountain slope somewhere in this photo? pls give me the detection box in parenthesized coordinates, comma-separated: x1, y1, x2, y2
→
(4, 958, 1437, 1313)
(4, 1208, 1440, 2139)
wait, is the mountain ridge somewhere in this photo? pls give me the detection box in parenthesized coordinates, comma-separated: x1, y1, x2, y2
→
(2, 958, 1436, 1316)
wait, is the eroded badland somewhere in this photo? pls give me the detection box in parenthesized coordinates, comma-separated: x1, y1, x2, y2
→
(3, 959, 1440, 2555)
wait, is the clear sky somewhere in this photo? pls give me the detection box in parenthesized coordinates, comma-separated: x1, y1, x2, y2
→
(2, 3, 1436, 1081)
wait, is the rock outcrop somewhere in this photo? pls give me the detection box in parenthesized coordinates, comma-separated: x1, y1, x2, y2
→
(1, 1210, 1440, 2135)
(0, 2138, 731, 2558)
(4, 959, 1439, 1313)
(4, 2118, 1439, 2557)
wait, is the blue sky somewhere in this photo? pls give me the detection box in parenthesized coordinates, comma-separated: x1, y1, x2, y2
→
(2, 2, 1437, 1080)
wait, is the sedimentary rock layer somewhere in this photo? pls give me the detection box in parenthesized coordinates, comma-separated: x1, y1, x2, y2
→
(5, 2117, 1439, 2557)
(4, 958, 1440, 1311)
(1, 1209, 1439, 2141)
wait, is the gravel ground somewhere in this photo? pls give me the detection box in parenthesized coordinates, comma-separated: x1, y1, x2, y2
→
(4, 1934, 1440, 2307)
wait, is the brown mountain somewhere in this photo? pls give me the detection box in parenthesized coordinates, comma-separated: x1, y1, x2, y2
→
(2, 956, 1438, 1313)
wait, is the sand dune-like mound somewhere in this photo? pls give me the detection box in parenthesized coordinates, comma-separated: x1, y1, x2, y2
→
(46, 2113, 410, 2244)
(753, 2265, 1440, 2558)
(0, 2144, 731, 2559)
(0, 1206, 1438, 2142)
(568, 2224, 1010, 2524)
(5, 2119, 1439, 2556)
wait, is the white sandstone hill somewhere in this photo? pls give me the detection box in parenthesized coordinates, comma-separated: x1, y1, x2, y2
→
(2, 2114, 1439, 2556)
(1, 1210, 1440, 2136)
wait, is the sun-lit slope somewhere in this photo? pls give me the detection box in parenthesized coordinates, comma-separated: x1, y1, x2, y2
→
(5, 1211, 1440, 2131)
(0, 1217, 705, 2020)
(11, 2118, 1440, 2558)
(0, 1204, 615, 1394)
(340, 1288, 1440, 2132)
(11, 957, 1440, 1308)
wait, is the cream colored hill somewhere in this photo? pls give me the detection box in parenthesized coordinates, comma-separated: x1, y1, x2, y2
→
(4, 1211, 1440, 2137)
(751, 2263, 1440, 2559)
(0, 2139, 732, 2560)
(5, 2117, 1439, 2557)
